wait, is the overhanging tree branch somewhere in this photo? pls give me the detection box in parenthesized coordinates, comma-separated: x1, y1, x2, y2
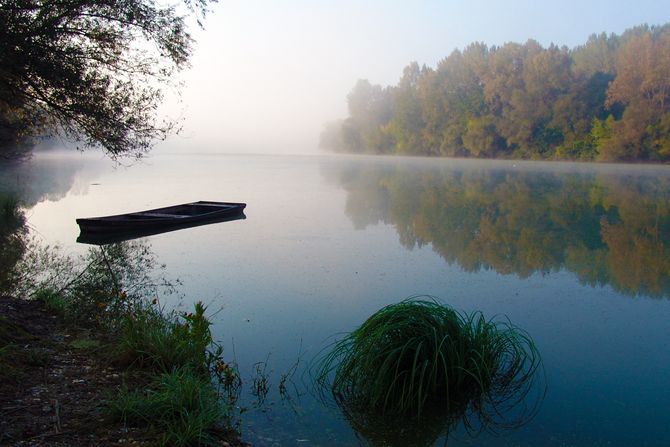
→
(0, 0, 217, 158)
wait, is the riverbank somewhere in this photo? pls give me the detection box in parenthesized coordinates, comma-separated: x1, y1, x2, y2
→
(0, 293, 244, 446)
(0, 295, 146, 445)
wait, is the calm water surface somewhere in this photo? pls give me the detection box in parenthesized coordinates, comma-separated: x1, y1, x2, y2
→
(4, 151, 670, 446)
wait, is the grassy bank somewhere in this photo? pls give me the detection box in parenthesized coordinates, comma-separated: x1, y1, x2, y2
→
(1, 240, 242, 446)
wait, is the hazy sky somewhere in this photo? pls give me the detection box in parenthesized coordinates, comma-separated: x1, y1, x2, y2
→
(160, 0, 670, 155)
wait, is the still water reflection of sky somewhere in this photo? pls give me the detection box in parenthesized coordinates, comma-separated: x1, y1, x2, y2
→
(7, 151, 670, 446)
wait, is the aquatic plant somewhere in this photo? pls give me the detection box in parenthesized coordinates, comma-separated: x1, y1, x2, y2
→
(314, 297, 544, 444)
(109, 366, 232, 447)
(251, 356, 271, 406)
(279, 342, 303, 404)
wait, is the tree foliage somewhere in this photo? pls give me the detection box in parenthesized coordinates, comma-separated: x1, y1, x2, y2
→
(0, 0, 216, 158)
(322, 23, 670, 162)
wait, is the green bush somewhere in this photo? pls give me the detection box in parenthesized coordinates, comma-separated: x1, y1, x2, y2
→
(116, 301, 213, 374)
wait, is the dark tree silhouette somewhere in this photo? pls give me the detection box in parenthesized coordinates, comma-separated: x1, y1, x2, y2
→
(0, 0, 216, 158)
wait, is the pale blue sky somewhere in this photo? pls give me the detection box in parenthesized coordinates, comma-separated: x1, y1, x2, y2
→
(161, 0, 670, 154)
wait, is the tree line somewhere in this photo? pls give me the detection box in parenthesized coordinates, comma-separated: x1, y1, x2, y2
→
(321, 24, 670, 162)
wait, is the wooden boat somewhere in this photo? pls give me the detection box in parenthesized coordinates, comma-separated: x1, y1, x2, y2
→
(76, 201, 246, 233)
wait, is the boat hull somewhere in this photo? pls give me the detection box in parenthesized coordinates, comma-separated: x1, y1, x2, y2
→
(76, 201, 246, 233)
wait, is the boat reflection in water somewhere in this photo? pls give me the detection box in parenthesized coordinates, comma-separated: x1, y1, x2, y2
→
(76, 201, 246, 245)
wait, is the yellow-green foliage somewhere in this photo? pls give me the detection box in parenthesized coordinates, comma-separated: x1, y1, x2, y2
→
(324, 24, 670, 162)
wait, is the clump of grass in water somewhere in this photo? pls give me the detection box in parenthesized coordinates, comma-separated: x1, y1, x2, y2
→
(314, 297, 544, 441)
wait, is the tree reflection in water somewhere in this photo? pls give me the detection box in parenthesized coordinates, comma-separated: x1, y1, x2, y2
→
(324, 160, 670, 298)
(0, 194, 26, 294)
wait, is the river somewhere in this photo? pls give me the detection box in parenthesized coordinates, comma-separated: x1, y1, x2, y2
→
(3, 150, 670, 446)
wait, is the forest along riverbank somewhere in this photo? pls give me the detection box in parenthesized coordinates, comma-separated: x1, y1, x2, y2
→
(0, 241, 247, 447)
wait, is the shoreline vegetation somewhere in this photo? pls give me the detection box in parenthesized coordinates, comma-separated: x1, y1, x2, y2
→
(320, 23, 670, 163)
(0, 229, 245, 446)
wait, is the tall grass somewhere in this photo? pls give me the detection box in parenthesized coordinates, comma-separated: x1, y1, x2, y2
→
(105, 299, 240, 446)
(115, 301, 212, 373)
(109, 367, 232, 447)
(314, 297, 544, 442)
(19, 241, 239, 445)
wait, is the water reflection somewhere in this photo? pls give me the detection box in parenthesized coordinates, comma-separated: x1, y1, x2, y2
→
(77, 213, 247, 245)
(341, 409, 457, 447)
(0, 151, 101, 292)
(323, 158, 670, 298)
(0, 151, 105, 207)
(0, 194, 26, 293)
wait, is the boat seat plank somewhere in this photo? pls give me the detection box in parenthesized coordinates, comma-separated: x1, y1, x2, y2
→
(133, 212, 190, 218)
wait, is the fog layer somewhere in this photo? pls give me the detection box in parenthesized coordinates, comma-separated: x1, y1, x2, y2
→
(158, 0, 670, 155)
